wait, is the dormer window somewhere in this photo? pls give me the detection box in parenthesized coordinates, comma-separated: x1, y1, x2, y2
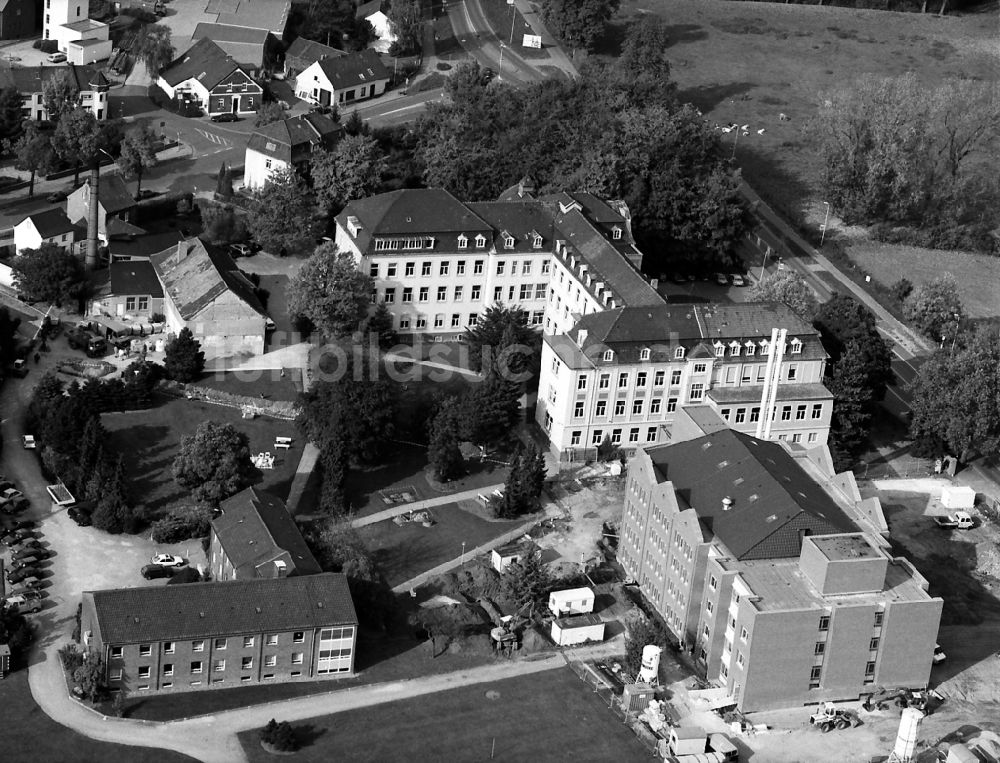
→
(612, 226, 622, 240)
(790, 338, 802, 354)
(714, 341, 725, 358)
(503, 234, 515, 250)
(639, 347, 650, 361)
(603, 350, 614, 362)
(745, 341, 756, 356)
(760, 340, 770, 355)
(674, 347, 685, 360)
(457, 234, 468, 250)
(475, 234, 486, 249)
(532, 234, 543, 249)
(729, 341, 741, 356)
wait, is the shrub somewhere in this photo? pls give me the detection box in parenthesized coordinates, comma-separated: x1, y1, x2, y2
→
(151, 312, 165, 324)
(71, 602, 82, 642)
(120, 5, 156, 22)
(39, 40, 58, 53)
(150, 505, 213, 543)
(260, 719, 299, 752)
(32, 39, 41, 49)
(58, 643, 84, 672)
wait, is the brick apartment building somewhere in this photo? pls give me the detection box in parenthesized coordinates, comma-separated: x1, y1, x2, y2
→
(209, 487, 321, 581)
(619, 422, 942, 711)
(80, 574, 357, 695)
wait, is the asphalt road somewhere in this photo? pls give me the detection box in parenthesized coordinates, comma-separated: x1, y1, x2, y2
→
(447, 0, 544, 86)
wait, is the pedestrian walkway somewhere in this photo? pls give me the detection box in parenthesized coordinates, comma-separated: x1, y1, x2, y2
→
(350, 482, 505, 528)
(285, 442, 320, 516)
(383, 351, 481, 379)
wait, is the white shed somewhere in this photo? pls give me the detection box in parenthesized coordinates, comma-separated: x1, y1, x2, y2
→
(551, 613, 605, 647)
(548, 586, 595, 617)
(941, 485, 976, 510)
(491, 542, 525, 573)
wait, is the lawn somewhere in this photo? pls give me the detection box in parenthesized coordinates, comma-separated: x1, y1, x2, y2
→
(120, 628, 497, 721)
(102, 396, 302, 513)
(356, 502, 526, 587)
(605, 0, 997, 224)
(0, 669, 196, 762)
(845, 241, 1000, 319)
(192, 369, 302, 402)
(237, 667, 651, 762)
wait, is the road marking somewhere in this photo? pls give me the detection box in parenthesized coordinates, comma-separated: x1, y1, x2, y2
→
(194, 128, 232, 147)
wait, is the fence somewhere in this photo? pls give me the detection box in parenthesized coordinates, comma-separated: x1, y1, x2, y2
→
(562, 653, 659, 755)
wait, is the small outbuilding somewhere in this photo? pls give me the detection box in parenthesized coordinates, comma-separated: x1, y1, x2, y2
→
(491, 542, 526, 573)
(548, 586, 595, 617)
(941, 485, 976, 510)
(550, 613, 604, 647)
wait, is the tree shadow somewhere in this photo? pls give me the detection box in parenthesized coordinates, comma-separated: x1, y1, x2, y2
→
(678, 82, 757, 114)
(736, 143, 816, 233)
(293, 723, 326, 749)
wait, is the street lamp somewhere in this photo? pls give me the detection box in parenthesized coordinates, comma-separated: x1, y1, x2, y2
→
(498, 43, 506, 82)
(820, 201, 831, 246)
(508, 0, 517, 45)
(460, 541, 466, 566)
(759, 249, 769, 282)
(97, 148, 119, 174)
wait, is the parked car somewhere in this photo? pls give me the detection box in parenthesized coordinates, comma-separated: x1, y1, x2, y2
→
(714, 273, 729, 286)
(141, 564, 176, 580)
(9, 579, 42, 595)
(47, 52, 67, 63)
(229, 243, 252, 258)
(2, 529, 33, 546)
(731, 274, 747, 287)
(7, 520, 35, 532)
(150, 553, 185, 567)
(270, 70, 286, 81)
(67, 326, 107, 357)
(4, 591, 43, 614)
(933, 644, 947, 664)
(3, 496, 29, 515)
(68, 505, 93, 526)
(134, 189, 158, 201)
(12, 359, 28, 378)
(934, 512, 974, 530)
(13, 556, 38, 570)
(0, 478, 12, 491)
(21, 434, 36, 449)
(12, 546, 45, 562)
(210, 113, 239, 123)
(46, 190, 67, 203)
(1, 488, 23, 502)
(7, 566, 39, 584)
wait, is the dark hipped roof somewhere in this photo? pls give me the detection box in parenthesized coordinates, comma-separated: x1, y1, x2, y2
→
(150, 238, 266, 320)
(246, 113, 341, 163)
(466, 201, 557, 254)
(159, 38, 245, 89)
(109, 260, 163, 297)
(212, 487, 321, 578)
(646, 429, 856, 560)
(284, 37, 346, 66)
(316, 48, 389, 90)
(21, 208, 76, 238)
(86, 574, 357, 644)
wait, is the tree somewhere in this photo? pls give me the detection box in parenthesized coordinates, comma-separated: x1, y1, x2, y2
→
(260, 719, 299, 752)
(247, 167, 319, 254)
(464, 305, 538, 376)
(463, 374, 521, 449)
(173, 421, 254, 506)
(200, 203, 248, 246)
(361, 301, 397, 349)
(163, 327, 205, 382)
(813, 294, 892, 401)
(310, 134, 386, 213)
(91, 454, 136, 534)
(0, 86, 24, 142)
(254, 101, 286, 127)
(909, 328, 1000, 463)
(500, 548, 551, 614)
(215, 162, 234, 198)
(747, 270, 819, 321)
(118, 126, 158, 198)
(11, 243, 86, 305)
(495, 443, 546, 518)
(134, 23, 174, 76)
(73, 652, 106, 702)
(428, 397, 465, 483)
(827, 343, 873, 466)
(151, 505, 213, 543)
(0, 601, 31, 653)
(614, 15, 675, 105)
(42, 69, 79, 119)
(286, 242, 373, 339)
(540, 0, 619, 52)
(387, 0, 422, 56)
(6, 122, 57, 197)
(903, 274, 963, 343)
(51, 107, 101, 184)
(623, 614, 669, 678)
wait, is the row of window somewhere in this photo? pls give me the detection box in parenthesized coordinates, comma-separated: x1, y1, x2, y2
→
(116, 650, 314, 682)
(568, 426, 660, 447)
(574, 397, 679, 419)
(123, 296, 150, 312)
(720, 403, 824, 424)
(395, 310, 544, 331)
(370, 258, 552, 276)
(377, 283, 547, 304)
(817, 612, 883, 631)
(568, 364, 801, 394)
(594, 339, 803, 364)
(110, 628, 354, 659)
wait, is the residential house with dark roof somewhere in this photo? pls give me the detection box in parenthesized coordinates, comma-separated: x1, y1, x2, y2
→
(156, 38, 263, 117)
(80, 574, 357, 695)
(243, 112, 341, 190)
(66, 173, 138, 244)
(88, 260, 164, 321)
(294, 48, 388, 107)
(13, 208, 80, 255)
(283, 37, 345, 78)
(192, 23, 277, 69)
(0, 0, 36, 41)
(150, 237, 268, 359)
(334, 187, 658, 338)
(0, 63, 110, 121)
(536, 302, 834, 459)
(620, 429, 942, 711)
(209, 487, 321, 581)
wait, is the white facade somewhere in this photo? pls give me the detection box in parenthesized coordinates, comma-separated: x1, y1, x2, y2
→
(13, 217, 75, 255)
(68, 37, 113, 66)
(548, 587, 595, 616)
(551, 615, 605, 647)
(44, 0, 109, 52)
(242, 148, 286, 191)
(545, 239, 621, 336)
(294, 59, 388, 106)
(365, 10, 395, 42)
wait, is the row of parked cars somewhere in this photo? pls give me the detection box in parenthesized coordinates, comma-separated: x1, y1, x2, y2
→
(2, 519, 48, 614)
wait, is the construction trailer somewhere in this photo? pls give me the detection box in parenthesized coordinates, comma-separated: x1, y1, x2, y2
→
(548, 586, 595, 617)
(551, 613, 605, 646)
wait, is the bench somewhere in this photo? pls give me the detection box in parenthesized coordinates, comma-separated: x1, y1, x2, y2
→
(478, 493, 491, 506)
(274, 442, 291, 450)
(275, 436, 293, 444)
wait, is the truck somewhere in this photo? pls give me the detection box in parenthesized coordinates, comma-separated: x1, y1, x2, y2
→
(809, 703, 862, 732)
(933, 511, 974, 530)
(67, 325, 107, 357)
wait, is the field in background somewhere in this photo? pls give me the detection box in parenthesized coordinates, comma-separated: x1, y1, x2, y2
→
(846, 241, 1000, 319)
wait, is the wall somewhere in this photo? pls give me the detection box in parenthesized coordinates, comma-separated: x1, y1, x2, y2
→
(243, 149, 287, 191)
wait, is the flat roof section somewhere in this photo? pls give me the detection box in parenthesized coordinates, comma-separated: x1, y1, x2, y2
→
(810, 533, 880, 562)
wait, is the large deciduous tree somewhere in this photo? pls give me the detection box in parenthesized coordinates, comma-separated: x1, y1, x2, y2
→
(813, 294, 892, 401)
(118, 126, 158, 198)
(903, 274, 963, 343)
(747, 270, 819, 321)
(173, 421, 254, 506)
(540, 0, 619, 52)
(163, 327, 205, 382)
(247, 167, 319, 254)
(134, 23, 175, 76)
(909, 328, 1000, 463)
(387, 0, 422, 55)
(254, 101, 286, 128)
(287, 242, 373, 339)
(11, 243, 86, 304)
(310, 134, 386, 214)
(0, 86, 24, 142)
(42, 69, 79, 119)
(51, 107, 101, 184)
(6, 122, 57, 197)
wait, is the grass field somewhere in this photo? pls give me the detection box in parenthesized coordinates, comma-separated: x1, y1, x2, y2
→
(607, 0, 998, 221)
(102, 397, 302, 513)
(356, 501, 525, 586)
(845, 241, 1000, 319)
(0, 669, 196, 762)
(237, 667, 650, 762)
(192, 369, 302, 401)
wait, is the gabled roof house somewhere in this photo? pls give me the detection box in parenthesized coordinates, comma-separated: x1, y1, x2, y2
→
(243, 112, 341, 190)
(156, 38, 263, 117)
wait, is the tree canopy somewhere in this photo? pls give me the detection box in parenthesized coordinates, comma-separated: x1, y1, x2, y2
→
(387, 0, 422, 55)
(6, 122, 57, 197)
(173, 421, 254, 506)
(903, 274, 963, 343)
(118, 126, 158, 197)
(310, 134, 386, 214)
(247, 167, 319, 254)
(0, 86, 23, 143)
(42, 69, 79, 119)
(51, 107, 101, 183)
(540, 0, 619, 52)
(813, 294, 892, 401)
(464, 305, 538, 377)
(287, 242, 373, 339)
(11, 243, 86, 305)
(134, 23, 175, 76)
(747, 269, 819, 321)
(254, 101, 287, 128)
(164, 327, 205, 382)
